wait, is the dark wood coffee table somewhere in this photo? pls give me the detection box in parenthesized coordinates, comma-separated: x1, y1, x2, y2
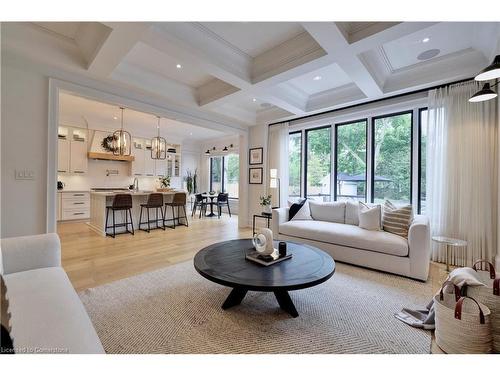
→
(193, 239, 335, 317)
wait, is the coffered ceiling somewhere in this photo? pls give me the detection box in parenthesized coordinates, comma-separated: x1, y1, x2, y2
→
(3, 21, 500, 132)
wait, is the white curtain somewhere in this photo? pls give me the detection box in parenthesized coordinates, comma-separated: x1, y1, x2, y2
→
(267, 122, 290, 208)
(427, 81, 498, 266)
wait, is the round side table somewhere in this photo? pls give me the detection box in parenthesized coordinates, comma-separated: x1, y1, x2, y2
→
(432, 236, 468, 272)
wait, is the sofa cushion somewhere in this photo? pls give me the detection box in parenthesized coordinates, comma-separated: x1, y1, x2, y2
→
(382, 200, 413, 238)
(290, 200, 312, 221)
(289, 198, 306, 220)
(4, 267, 104, 354)
(358, 202, 381, 231)
(309, 201, 345, 223)
(279, 220, 408, 257)
(345, 201, 359, 226)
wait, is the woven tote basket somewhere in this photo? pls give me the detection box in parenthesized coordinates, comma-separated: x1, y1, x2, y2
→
(434, 281, 493, 354)
(465, 260, 500, 353)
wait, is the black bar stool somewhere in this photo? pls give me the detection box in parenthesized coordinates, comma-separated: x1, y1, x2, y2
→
(139, 193, 165, 232)
(164, 193, 188, 229)
(105, 194, 134, 238)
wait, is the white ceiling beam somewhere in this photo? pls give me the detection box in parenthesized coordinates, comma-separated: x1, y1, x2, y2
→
(86, 22, 151, 77)
(302, 22, 384, 97)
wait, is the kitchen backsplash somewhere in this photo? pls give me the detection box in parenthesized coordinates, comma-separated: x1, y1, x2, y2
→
(58, 159, 182, 191)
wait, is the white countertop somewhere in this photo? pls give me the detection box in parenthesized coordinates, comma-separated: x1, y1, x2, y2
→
(90, 190, 185, 196)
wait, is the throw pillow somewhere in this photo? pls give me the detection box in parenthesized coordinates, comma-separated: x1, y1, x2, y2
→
(382, 200, 413, 238)
(290, 200, 313, 221)
(358, 202, 381, 230)
(289, 198, 306, 220)
(345, 200, 359, 226)
(309, 201, 345, 223)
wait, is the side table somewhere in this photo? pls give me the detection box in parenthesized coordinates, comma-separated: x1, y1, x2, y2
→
(253, 212, 272, 235)
(432, 236, 468, 272)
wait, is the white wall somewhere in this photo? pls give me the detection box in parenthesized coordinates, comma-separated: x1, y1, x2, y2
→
(1, 60, 49, 237)
(247, 124, 268, 224)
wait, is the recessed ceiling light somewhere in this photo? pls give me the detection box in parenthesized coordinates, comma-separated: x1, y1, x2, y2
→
(176, 64, 182, 69)
(189, 132, 193, 136)
(313, 75, 322, 81)
(422, 37, 430, 43)
(113, 116, 118, 120)
(252, 98, 257, 102)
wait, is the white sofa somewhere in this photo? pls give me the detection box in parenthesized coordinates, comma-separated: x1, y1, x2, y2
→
(272, 203, 431, 281)
(0, 233, 104, 354)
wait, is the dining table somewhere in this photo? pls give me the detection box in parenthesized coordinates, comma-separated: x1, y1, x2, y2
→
(201, 193, 219, 217)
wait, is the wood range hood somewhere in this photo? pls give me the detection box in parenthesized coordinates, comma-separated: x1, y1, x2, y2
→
(87, 152, 135, 162)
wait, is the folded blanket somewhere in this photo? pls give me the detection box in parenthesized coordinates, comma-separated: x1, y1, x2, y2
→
(395, 266, 484, 330)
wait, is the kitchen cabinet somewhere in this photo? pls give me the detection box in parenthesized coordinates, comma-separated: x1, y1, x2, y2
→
(155, 159, 167, 177)
(58, 138, 70, 173)
(131, 143, 145, 176)
(70, 140, 88, 173)
(59, 192, 90, 221)
(144, 149, 155, 176)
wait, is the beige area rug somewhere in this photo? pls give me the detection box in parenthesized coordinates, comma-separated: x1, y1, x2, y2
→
(79, 261, 433, 354)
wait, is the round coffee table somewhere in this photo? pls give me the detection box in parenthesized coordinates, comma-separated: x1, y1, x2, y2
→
(193, 239, 335, 317)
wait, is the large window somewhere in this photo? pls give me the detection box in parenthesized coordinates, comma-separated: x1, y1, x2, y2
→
(419, 108, 428, 214)
(288, 132, 302, 197)
(305, 126, 331, 202)
(224, 154, 239, 199)
(210, 154, 239, 198)
(335, 120, 367, 201)
(372, 112, 412, 204)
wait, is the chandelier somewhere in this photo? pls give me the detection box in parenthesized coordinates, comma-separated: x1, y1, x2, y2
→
(112, 107, 132, 156)
(151, 116, 167, 160)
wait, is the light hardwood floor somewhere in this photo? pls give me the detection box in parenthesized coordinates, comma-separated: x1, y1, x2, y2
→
(59, 215, 448, 292)
(58, 214, 252, 291)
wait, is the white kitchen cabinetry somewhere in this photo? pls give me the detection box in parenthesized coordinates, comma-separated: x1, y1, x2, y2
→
(144, 148, 155, 177)
(70, 140, 88, 174)
(58, 138, 70, 173)
(59, 192, 90, 221)
(131, 143, 145, 176)
(155, 159, 167, 177)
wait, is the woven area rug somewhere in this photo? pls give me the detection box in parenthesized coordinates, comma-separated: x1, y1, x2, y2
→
(79, 261, 432, 354)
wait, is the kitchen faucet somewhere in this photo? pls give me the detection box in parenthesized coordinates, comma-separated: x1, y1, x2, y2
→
(133, 177, 139, 192)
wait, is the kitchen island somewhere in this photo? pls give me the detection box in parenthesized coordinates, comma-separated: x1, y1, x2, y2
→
(88, 190, 187, 236)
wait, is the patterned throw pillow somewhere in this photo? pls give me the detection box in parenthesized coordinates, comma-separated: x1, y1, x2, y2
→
(382, 200, 413, 238)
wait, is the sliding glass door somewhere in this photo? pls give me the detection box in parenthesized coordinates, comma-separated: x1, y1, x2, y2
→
(209, 156, 222, 193)
(305, 126, 331, 202)
(372, 111, 413, 204)
(334, 120, 367, 201)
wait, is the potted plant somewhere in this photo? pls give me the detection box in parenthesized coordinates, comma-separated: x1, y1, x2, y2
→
(259, 194, 272, 214)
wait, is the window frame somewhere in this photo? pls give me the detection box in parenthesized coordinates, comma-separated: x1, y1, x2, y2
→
(209, 154, 239, 199)
(304, 124, 332, 200)
(334, 118, 368, 202)
(370, 110, 414, 204)
(417, 107, 428, 214)
(288, 130, 303, 198)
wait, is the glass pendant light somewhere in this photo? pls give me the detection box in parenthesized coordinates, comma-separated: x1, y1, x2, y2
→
(151, 116, 167, 160)
(475, 55, 500, 81)
(112, 107, 132, 156)
(469, 82, 498, 103)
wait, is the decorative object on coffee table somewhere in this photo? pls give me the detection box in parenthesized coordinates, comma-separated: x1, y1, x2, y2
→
(249, 147, 263, 165)
(252, 228, 275, 256)
(193, 239, 335, 317)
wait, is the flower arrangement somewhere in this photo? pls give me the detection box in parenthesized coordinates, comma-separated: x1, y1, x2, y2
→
(259, 195, 272, 206)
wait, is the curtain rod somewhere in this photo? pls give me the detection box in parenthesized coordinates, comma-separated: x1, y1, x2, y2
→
(268, 77, 474, 127)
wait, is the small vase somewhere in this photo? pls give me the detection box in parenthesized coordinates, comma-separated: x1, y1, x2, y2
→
(262, 204, 272, 214)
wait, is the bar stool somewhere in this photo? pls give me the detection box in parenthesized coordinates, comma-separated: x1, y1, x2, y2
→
(139, 193, 165, 232)
(164, 193, 188, 229)
(105, 194, 134, 238)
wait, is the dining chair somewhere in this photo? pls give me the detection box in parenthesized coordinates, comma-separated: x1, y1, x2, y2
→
(216, 193, 231, 218)
(192, 193, 207, 218)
